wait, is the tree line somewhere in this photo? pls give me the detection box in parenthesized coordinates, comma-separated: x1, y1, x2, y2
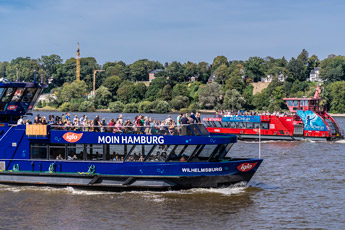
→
(1, 49, 345, 113)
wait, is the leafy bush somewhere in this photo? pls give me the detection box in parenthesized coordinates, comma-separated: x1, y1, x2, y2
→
(154, 100, 170, 113)
(170, 96, 189, 110)
(138, 101, 155, 113)
(109, 101, 125, 113)
(70, 103, 80, 112)
(59, 102, 71, 112)
(188, 103, 199, 112)
(79, 101, 96, 112)
(124, 103, 138, 113)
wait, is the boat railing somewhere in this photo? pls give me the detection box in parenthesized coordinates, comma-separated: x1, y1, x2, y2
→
(49, 124, 209, 136)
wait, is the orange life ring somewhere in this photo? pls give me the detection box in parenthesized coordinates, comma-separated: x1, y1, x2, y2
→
(240, 130, 244, 134)
(285, 131, 289, 135)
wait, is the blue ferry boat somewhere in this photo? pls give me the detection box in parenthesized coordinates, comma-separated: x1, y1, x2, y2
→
(0, 81, 262, 191)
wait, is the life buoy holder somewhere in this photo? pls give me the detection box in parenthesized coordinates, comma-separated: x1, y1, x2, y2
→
(88, 164, 96, 174)
(49, 163, 55, 173)
(12, 164, 20, 172)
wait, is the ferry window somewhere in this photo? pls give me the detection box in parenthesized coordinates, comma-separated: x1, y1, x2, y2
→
(86, 144, 104, 161)
(181, 145, 198, 159)
(148, 145, 171, 162)
(1, 88, 16, 102)
(300, 101, 304, 106)
(293, 101, 299, 106)
(261, 123, 269, 129)
(209, 144, 227, 161)
(22, 88, 37, 102)
(304, 100, 308, 106)
(230, 122, 237, 128)
(67, 144, 84, 160)
(199, 145, 217, 158)
(190, 124, 202, 135)
(126, 145, 145, 161)
(31, 144, 48, 159)
(197, 124, 209, 135)
(238, 122, 244, 128)
(31, 88, 42, 105)
(0, 88, 6, 99)
(11, 88, 25, 102)
(166, 145, 186, 161)
(109, 145, 125, 161)
(254, 123, 260, 129)
(49, 144, 66, 160)
(286, 100, 293, 106)
(246, 122, 253, 129)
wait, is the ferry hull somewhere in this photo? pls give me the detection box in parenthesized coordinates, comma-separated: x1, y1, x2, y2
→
(213, 133, 341, 141)
(0, 159, 262, 191)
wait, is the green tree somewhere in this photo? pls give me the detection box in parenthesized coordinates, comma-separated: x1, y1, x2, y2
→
(103, 61, 128, 79)
(102, 76, 122, 100)
(117, 81, 134, 104)
(287, 57, 307, 82)
(165, 61, 185, 82)
(171, 96, 189, 110)
(145, 77, 168, 101)
(198, 83, 223, 109)
(244, 57, 267, 82)
(320, 55, 345, 82)
(223, 89, 246, 110)
(325, 81, 345, 113)
(154, 100, 170, 113)
(211, 56, 228, 73)
(172, 83, 189, 98)
(109, 101, 125, 112)
(94, 86, 112, 108)
(59, 80, 88, 103)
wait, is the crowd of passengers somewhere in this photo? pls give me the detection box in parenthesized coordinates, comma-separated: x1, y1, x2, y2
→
(214, 110, 291, 118)
(17, 112, 202, 135)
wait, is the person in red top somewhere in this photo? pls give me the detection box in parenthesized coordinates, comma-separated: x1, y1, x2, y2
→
(107, 119, 115, 132)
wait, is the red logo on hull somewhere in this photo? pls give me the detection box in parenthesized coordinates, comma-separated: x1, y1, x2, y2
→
(62, 132, 83, 143)
(7, 105, 18, 110)
(237, 162, 258, 172)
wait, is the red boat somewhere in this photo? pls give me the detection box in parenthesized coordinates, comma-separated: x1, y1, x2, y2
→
(204, 85, 344, 141)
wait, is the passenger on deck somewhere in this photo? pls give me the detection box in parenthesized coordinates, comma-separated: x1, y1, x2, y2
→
(17, 116, 24, 125)
(56, 154, 63, 160)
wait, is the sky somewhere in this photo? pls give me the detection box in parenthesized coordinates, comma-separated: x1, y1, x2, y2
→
(1, 0, 345, 65)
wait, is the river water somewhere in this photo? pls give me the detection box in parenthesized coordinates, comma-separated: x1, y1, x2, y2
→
(0, 112, 344, 229)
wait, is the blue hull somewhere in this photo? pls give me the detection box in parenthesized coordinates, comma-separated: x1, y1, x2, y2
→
(0, 159, 262, 190)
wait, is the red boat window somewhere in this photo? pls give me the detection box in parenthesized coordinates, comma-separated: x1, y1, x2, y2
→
(304, 100, 308, 106)
(286, 100, 293, 106)
(293, 100, 299, 106)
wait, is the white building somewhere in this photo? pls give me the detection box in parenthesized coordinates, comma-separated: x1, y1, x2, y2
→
(309, 67, 323, 82)
(261, 74, 287, 83)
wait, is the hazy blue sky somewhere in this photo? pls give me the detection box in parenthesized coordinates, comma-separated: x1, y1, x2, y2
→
(1, 0, 345, 64)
